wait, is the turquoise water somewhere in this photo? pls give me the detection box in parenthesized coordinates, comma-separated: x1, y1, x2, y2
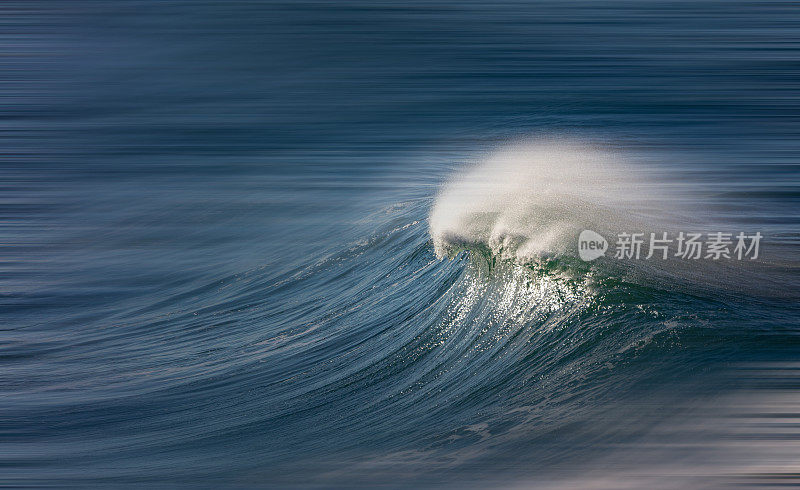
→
(3, 1, 800, 487)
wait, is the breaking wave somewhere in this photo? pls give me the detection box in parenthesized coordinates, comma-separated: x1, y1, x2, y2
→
(429, 139, 670, 265)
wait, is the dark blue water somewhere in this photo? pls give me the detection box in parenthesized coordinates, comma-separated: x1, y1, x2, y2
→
(4, 1, 800, 487)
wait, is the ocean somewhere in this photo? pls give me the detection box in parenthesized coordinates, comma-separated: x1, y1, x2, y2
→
(3, 1, 800, 487)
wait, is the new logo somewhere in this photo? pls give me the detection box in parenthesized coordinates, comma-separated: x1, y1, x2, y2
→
(578, 230, 608, 261)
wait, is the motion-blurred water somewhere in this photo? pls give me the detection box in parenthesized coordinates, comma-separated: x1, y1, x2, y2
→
(3, 1, 800, 487)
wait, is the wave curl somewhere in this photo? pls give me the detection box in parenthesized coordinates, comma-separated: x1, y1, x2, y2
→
(429, 139, 662, 265)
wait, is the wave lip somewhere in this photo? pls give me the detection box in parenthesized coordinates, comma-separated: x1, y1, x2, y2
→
(429, 139, 659, 265)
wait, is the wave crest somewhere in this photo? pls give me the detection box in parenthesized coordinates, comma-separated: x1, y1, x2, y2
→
(430, 139, 658, 265)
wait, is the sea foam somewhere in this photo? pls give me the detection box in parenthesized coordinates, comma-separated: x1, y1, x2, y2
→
(429, 139, 658, 263)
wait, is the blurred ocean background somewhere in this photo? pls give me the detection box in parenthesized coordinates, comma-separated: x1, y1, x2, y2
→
(3, 1, 800, 487)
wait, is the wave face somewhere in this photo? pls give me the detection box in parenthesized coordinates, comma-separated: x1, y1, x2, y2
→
(7, 186, 794, 488)
(430, 140, 661, 264)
